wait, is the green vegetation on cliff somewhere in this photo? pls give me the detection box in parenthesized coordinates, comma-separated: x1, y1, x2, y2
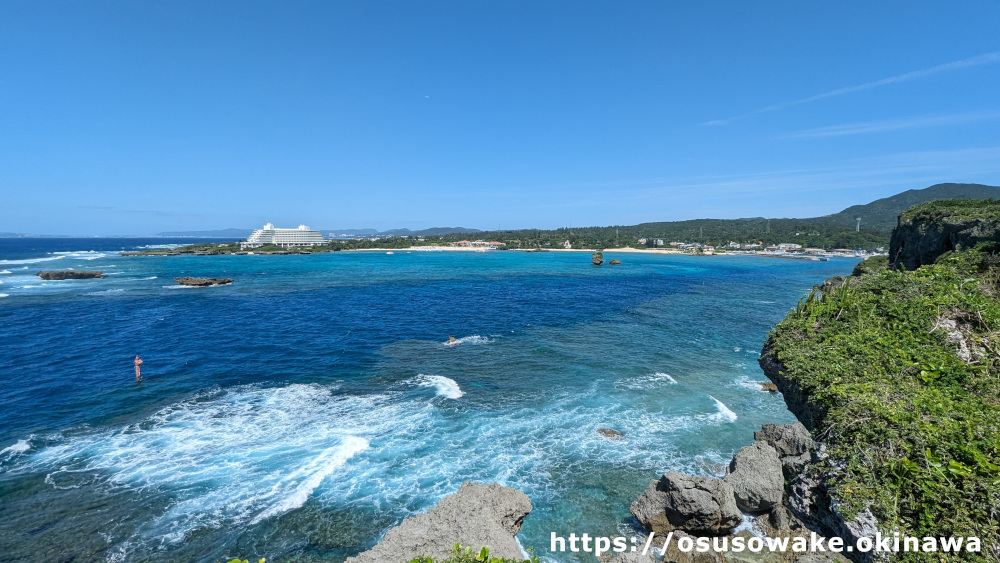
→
(408, 544, 536, 563)
(764, 200, 1000, 560)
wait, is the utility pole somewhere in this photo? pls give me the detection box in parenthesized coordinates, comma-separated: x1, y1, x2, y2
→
(856, 217, 861, 232)
(767, 219, 770, 234)
(700, 226, 703, 238)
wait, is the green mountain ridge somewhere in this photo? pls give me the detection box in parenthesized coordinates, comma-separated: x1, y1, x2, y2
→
(818, 183, 1000, 230)
(436, 183, 1000, 250)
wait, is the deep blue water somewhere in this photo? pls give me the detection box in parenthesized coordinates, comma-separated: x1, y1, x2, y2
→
(0, 240, 856, 563)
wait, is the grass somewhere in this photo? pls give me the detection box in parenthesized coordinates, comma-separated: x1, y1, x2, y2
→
(407, 544, 537, 563)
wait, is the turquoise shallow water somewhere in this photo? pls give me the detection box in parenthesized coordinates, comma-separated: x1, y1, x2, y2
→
(0, 240, 857, 562)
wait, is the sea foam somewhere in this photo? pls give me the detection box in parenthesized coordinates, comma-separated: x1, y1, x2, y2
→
(252, 436, 369, 524)
(12, 384, 373, 541)
(416, 374, 465, 399)
(653, 372, 678, 384)
(443, 335, 492, 346)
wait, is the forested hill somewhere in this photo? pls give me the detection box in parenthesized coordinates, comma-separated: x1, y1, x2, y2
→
(436, 182, 1000, 250)
(818, 183, 1000, 230)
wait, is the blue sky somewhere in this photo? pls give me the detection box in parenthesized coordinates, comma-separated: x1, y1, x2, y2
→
(2, 1, 999, 235)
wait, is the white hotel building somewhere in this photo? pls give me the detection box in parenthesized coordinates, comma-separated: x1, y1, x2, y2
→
(240, 223, 327, 249)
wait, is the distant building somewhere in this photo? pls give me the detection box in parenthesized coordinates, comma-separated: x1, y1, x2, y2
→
(654, 239, 664, 246)
(240, 223, 327, 249)
(451, 240, 506, 250)
(778, 243, 802, 250)
(637, 238, 647, 244)
(563, 240, 572, 249)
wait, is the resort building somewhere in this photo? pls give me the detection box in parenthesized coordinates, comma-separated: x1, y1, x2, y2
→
(240, 223, 327, 249)
(449, 240, 507, 250)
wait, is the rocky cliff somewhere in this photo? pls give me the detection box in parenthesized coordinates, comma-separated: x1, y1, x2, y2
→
(888, 198, 1000, 270)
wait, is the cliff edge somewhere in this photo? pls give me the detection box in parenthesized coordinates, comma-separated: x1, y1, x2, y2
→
(760, 199, 1000, 561)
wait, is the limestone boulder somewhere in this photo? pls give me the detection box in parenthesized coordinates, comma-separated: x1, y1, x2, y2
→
(724, 442, 784, 513)
(345, 482, 531, 563)
(630, 472, 741, 535)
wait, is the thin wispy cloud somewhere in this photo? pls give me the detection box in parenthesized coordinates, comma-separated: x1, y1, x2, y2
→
(510, 146, 1000, 223)
(705, 52, 1000, 126)
(778, 110, 1000, 139)
(76, 205, 202, 218)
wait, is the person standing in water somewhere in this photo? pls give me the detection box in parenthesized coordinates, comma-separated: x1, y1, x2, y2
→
(134, 355, 143, 383)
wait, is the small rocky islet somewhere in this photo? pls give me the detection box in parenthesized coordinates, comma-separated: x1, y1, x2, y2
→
(173, 276, 233, 287)
(36, 270, 108, 280)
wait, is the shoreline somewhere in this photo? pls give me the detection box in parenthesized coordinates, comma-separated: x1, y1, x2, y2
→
(124, 243, 872, 261)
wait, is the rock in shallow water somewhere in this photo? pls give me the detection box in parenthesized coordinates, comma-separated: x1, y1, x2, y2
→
(173, 277, 233, 286)
(345, 482, 531, 563)
(630, 471, 741, 535)
(36, 270, 107, 280)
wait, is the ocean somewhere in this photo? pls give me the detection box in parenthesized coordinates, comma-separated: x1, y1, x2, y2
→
(0, 239, 856, 562)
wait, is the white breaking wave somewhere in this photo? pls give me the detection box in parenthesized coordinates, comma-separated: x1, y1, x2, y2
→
(0, 255, 65, 265)
(708, 396, 738, 423)
(0, 251, 108, 265)
(0, 438, 31, 460)
(0, 270, 11, 274)
(444, 335, 492, 346)
(653, 372, 678, 384)
(0, 293, 8, 298)
(52, 251, 107, 260)
(251, 436, 369, 524)
(142, 276, 158, 280)
(416, 374, 465, 399)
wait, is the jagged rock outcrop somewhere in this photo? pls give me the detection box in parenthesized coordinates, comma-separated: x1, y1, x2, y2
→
(173, 277, 233, 286)
(724, 442, 784, 513)
(630, 472, 741, 535)
(754, 422, 814, 478)
(889, 200, 1000, 270)
(609, 258, 621, 265)
(592, 252, 604, 266)
(787, 461, 880, 563)
(36, 270, 107, 280)
(345, 482, 531, 563)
